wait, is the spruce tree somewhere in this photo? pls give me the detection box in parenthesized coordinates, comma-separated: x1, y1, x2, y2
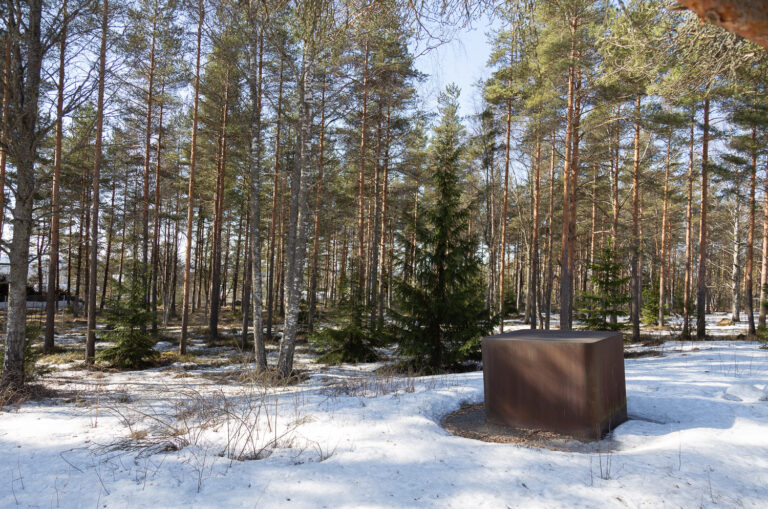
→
(391, 85, 495, 372)
(579, 243, 630, 331)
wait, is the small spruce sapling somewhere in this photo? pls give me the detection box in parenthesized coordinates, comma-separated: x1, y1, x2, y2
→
(99, 278, 158, 369)
(579, 243, 630, 330)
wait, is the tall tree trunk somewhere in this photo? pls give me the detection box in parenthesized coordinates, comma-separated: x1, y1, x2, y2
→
(231, 214, 243, 312)
(208, 76, 230, 342)
(44, 6, 67, 353)
(588, 164, 598, 293)
(357, 39, 370, 302)
(527, 132, 541, 329)
(732, 204, 741, 322)
(559, 28, 578, 332)
(0, 38, 9, 241)
(499, 85, 513, 330)
(683, 112, 695, 337)
(759, 154, 768, 329)
(249, 23, 266, 371)
(745, 126, 757, 334)
(86, 0, 108, 362)
(266, 63, 284, 342)
(277, 58, 315, 378)
(658, 130, 672, 327)
(696, 98, 710, 340)
(100, 184, 116, 309)
(180, 0, 203, 354)
(142, 19, 157, 310)
(308, 79, 326, 332)
(631, 94, 642, 342)
(377, 104, 392, 325)
(151, 80, 165, 331)
(611, 107, 621, 239)
(545, 134, 556, 330)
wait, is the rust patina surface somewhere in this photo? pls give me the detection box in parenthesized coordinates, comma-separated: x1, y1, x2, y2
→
(482, 330, 627, 439)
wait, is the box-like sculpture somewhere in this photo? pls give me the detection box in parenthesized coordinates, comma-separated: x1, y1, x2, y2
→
(482, 330, 627, 439)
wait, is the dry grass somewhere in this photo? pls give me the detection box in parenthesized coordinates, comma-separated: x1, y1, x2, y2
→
(0, 383, 59, 409)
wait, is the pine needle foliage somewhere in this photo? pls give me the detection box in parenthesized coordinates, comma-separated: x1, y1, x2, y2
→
(99, 278, 158, 369)
(579, 243, 630, 330)
(390, 85, 495, 372)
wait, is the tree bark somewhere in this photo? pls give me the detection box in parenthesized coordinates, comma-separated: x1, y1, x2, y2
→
(44, 6, 67, 353)
(683, 112, 695, 337)
(308, 78, 326, 332)
(86, 0, 108, 363)
(277, 57, 315, 378)
(731, 204, 741, 321)
(745, 126, 757, 334)
(696, 98, 710, 340)
(142, 18, 157, 311)
(248, 21, 266, 371)
(151, 79, 165, 332)
(266, 63, 284, 342)
(180, 0, 203, 354)
(357, 38, 370, 302)
(527, 133, 541, 329)
(208, 75, 230, 342)
(560, 32, 577, 332)
(545, 134, 556, 330)
(631, 94, 642, 343)
(100, 184, 116, 309)
(658, 130, 672, 327)
(499, 68, 513, 330)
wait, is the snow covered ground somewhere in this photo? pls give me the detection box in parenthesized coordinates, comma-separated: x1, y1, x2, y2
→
(1, 335, 767, 507)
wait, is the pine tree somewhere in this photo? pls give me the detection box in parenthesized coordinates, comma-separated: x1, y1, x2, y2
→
(390, 85, 495, 372)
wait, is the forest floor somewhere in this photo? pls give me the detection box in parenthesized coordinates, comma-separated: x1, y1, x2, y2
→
(0, 313, 767, 508)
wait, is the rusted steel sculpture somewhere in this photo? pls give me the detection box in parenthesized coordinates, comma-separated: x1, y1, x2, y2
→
(482, 330, 627, 439)
(673, 0, 768, 50)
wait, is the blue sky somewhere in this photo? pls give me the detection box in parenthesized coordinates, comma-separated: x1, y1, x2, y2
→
(413, 13, 501, 119)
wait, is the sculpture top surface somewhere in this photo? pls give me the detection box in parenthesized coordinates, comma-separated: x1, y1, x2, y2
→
(483, 330, 621, 344)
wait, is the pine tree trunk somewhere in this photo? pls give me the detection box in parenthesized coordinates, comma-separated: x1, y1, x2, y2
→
(142, 20, 157, 311)
(308, 79, 326, 332)
(759, 156, 768, 329)
(151, 80, 165, 332)
(100, 185, 116, 309)
(208, 77, 230, 342)
(231, 214, 243, 312)
(696, 98, 710, 339)
(611, 107, 621, 239)
(559, 29, 578, 332)
(377, 104, 392, 325)
(631, 94, 641, 342)
(86, 0, 108, 362)
(0, 38, 9, 242)
(266, 63, 284, 342)
(180, 0, 203, 354)
(732, 205, 741, 322)
(588, 164, 598, 292)
(499, 92, 512, 330)
(683, 112, 695, 337)
(357, 39, 370, 302)
(545, 135, 556, 330)
(745, 127, 757, 334)
(528, 133, 541, 329)
(658, 131, 671, 327)
(44, 8, 67, 353)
